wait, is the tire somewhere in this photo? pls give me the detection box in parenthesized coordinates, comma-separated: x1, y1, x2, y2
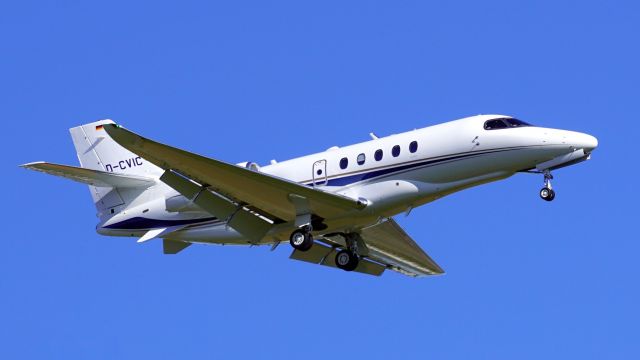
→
(547, 189, 556, 201)
(299, 233, 314, 251)
(335, 250, 359, 271)
(540, 187, 555, 201)
(290, 230, 313, 251)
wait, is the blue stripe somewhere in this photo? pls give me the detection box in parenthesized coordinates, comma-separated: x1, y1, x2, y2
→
(322, 152, 480, 186)
(310, 146, 535, 187)
(308, 148, 516, 187)
(105, 216, 218, 230)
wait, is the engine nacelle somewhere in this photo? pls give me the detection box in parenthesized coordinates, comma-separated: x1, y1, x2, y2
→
(236, 161, 261, 171)
(165, 194, 204, 213)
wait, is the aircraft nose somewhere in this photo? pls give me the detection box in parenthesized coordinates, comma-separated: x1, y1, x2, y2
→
(574, 132, 598, 153)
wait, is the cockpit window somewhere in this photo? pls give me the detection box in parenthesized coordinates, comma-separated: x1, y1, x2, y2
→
(484, 119, 508, 130)
(505, 118, 532, 127)
(484, 117, 532, 130)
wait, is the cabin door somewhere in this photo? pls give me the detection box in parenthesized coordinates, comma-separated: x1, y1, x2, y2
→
(312, 160, 328, 187)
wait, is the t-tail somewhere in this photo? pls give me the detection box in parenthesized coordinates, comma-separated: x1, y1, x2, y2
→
(21, 119, 163, 222)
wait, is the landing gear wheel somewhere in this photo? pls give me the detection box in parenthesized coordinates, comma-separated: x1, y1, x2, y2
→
(335, 250, 359, 271)
(289, 229, 313, 251)
(540, 187, 555, 201)
(538, 170, 556, 202)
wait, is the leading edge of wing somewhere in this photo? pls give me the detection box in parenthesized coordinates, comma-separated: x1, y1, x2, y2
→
(102, 124, 366, 220)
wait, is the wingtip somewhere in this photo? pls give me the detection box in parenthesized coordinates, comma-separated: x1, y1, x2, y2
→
(430, 265, 446, 275)
(102, 123, 119, 131)
(20, 161, 45, 168)
(102, 123, 149, 152)
(102, 123, 131, 138)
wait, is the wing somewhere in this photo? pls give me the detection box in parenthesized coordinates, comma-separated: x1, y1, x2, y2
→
(314, 218, 444, 277)
(360, 218, 444, 277)
(102, 124, 366, 222)
(21, 162, 155, 188)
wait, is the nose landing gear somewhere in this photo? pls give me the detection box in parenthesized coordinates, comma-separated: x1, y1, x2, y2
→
(539, 170, 556, 201)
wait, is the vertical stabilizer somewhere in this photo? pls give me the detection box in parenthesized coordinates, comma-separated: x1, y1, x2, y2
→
(69, 120, 163, 217)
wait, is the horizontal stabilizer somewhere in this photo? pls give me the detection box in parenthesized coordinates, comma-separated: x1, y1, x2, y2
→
(21, 162, 155, 188)
(290, 242, 386, 276)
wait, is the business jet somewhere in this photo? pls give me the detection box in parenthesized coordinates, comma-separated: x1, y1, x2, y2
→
(22, 115, 597, 277)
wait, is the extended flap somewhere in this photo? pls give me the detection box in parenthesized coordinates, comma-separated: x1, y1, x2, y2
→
(290, 242, 385, 276)
(163, 239, 192, 254)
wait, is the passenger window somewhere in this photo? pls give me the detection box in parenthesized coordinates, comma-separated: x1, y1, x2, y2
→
(357, 153, 366, 165)
(409, 141, 418, 153)
(392, 145, 400, 157)
(374, 149, 383, 161)
(340, 157, 348, 169)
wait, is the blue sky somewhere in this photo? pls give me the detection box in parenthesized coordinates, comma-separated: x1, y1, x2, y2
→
(2, 1, 639, 358)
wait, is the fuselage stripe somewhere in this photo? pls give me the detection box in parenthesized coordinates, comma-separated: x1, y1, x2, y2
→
(305, 145, 543, 187)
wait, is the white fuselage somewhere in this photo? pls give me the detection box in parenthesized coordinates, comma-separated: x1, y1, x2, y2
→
(97, 114, 598, 245)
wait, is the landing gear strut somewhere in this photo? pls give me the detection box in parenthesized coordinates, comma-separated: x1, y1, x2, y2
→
(289, 225, 314, 251)
(539, 170, 556, 202)
(335, 233, 360, 271)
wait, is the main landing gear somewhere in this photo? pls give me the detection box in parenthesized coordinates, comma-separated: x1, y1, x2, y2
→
(335, 249, 359, 271)
(289, 226, 361, 272)
(335, 233, 360, 272)
(539, 170, 556, 202)
(289, 225, 314, 251)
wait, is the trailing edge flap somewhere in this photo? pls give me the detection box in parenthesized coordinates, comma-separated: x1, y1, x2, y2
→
(163, 239, 192, 254)
(21, 162, 155, 188)
(290, 242, 385, 276)
(358, 218, 444, 277)
(102, 124, 366, 221)
(159, 170, 273, 243)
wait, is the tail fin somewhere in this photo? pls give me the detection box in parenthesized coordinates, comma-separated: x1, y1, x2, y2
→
(70, 120, 160, 176)
(69, 120, 163, 217)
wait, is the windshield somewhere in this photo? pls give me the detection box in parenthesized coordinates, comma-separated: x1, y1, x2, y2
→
(505, 118, 532, 127)
(484, 118, 532, 130)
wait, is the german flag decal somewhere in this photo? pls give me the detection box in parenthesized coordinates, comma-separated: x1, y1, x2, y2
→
(95, 125, 104, 131)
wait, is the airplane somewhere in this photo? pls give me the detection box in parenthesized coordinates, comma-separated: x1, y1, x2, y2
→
(21, 115, 597, 277)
